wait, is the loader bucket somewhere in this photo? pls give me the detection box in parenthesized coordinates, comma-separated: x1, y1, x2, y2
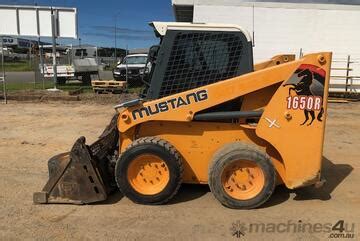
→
(33, 114, 119, 204)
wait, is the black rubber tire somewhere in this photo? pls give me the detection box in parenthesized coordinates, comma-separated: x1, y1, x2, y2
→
(208, 142, 276, 209)
(81, 74, 91, 85)
(56, 77, 66, 85)
(128, 78, 144, 87)
(113, 76, 122, 81)
(115, 137, 183, 205)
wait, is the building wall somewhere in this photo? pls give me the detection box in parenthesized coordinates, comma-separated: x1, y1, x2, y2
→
(193, 2, 360, 92)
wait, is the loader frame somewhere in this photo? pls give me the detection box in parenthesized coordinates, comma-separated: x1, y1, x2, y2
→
(34, 20, 332, 208)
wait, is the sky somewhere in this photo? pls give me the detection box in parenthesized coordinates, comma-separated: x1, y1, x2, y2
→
(0, 0, 174, 49)
(3, 0, 358, 49)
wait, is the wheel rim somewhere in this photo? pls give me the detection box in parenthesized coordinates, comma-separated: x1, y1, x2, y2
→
(221, 160, 265, 200)
(127, 154, 170, 195)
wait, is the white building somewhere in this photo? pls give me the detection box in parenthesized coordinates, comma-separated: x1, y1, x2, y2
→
(172, 0, 360, 93)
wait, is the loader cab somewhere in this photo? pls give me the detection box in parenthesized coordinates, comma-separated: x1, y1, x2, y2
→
(144, 22, 254, 100)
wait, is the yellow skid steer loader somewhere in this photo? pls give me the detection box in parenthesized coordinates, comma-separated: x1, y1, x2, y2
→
(34, 22, 332, 209)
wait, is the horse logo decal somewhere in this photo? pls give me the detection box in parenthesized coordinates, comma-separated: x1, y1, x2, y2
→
(283, 64, 325, 126)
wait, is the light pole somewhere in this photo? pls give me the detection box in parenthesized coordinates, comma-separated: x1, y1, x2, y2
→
(114, 12, 121, 64)
(114, 18, 117, 63)
(50, 7, 58, 90)
(79, 38, 82, 58)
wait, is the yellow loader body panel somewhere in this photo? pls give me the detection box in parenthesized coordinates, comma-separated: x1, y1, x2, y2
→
(117, 52, 332, 189)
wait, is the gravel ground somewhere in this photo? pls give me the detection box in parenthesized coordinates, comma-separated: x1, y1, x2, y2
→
(0, 101, 359, 240)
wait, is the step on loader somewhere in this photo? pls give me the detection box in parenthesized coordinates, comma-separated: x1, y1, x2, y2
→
(34, 22, 332, 209)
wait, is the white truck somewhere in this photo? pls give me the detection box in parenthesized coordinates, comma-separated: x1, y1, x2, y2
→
(39, 46, 100, 84)
(0, 47, 27, 61)
(112, 53, 150, 86)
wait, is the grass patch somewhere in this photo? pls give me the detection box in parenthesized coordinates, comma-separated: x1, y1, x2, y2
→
(5, 81, 92, 92)
(5, 81, 53, 91)
(57, 83, 93, 93)
(2, 61, 33, 72)
(5, 80, 143, 94)
(127, 86, 144, 94)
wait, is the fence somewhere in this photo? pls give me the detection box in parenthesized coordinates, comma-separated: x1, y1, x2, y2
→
(0, 58, 5, 103)
(0, 51, 120, 95)
(1, 50, 359, 102)
(330, 55, 360, 96)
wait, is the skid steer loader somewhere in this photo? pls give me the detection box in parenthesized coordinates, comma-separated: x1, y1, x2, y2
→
(34, 22, 332, 209)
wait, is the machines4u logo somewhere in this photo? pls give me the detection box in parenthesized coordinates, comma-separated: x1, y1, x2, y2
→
(229, 219, 355, 239)
(230, 221, 246, 238)
(283, 64, 325, 126)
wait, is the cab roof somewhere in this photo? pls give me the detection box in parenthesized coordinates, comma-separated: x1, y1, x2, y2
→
(125, 53, 148, 57)
(149, 21, 251, 41)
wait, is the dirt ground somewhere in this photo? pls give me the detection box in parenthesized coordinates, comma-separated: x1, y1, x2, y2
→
(0, 100, 359, 241)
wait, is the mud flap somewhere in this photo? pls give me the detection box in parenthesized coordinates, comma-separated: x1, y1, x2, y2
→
(34, 114, 119, 204)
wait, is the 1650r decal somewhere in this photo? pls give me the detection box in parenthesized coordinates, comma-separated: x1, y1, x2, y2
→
(283, 64, 325, 126)
(286, 96, 322, 111)
(132, 89, 208, 120)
